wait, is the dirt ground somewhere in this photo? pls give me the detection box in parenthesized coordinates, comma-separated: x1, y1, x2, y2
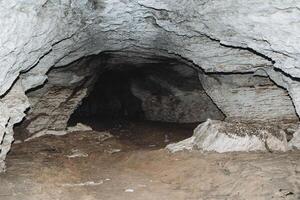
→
(1, 121, 300, 200)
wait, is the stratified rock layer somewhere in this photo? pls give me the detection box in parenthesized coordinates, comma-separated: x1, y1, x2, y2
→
(199, 73, 298, 122)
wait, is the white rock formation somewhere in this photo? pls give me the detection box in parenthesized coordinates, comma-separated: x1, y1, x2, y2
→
(289, 128, 300, 150)
(67, 123, 93, 133)
(199, 73, 298, 122)
(167, 119, 289, 153)
(166, 137, 196, 153)
(0, 0, 300, 170)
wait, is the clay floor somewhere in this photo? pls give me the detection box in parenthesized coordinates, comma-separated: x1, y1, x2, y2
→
(1, 120, 300, 200)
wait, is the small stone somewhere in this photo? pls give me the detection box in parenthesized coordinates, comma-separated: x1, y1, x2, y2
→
(67, 149, 88, 158)
(125, 189, 134, 193)
(67, 123, 93, 132)
(107, 149, 121, 154)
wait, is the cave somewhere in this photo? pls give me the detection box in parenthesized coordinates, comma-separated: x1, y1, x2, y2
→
(0, 1, 300, 199)
(65, 53, 225, 148)
(15, 52, 226, 148)
(67, 55, 218, 125)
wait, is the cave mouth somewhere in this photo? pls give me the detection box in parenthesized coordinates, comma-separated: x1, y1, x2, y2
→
(13, 51, 298, 150)
(67, 68, 147, 129)
(65, 55, 225, 148)
(12, 51, 225, 148)
(68, 56, 224, 148)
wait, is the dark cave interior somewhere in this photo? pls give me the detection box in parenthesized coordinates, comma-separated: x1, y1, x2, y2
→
(67, 57, 224, 132)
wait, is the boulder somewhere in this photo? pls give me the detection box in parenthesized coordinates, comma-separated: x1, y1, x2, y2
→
(167, 119, 289, 153)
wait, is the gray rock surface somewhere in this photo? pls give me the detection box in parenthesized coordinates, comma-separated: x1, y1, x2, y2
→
(0, 82, 30, 170)
(18, 57, 100, 138)
(0, 0, 300, 170)
(199, 73, 298, 122)
(289, 128, 300, 150)
(167, 119, 289, 153)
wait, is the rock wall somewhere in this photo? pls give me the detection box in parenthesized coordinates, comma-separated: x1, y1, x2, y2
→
(130, 64, 225, 123)
(0, 0, 300, 169)
(15, 57, 101, 140)
(199, 73, 298, 122)
(0, 82, 29, 171)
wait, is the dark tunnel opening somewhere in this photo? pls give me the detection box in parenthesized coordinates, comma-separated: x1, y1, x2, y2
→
(64, 56, 225, 148)
(68, 69, 146, 126)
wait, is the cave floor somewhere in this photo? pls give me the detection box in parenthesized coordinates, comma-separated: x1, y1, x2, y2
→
(1, 121, 300, 200)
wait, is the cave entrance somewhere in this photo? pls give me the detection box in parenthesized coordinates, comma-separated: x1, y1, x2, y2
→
(64, 53, 225, 149)
(13, 51, 298, 150)
(12, 52, 225, 149)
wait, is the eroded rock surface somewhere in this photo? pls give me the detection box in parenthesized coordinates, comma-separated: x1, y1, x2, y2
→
(15, 57, 101, 139)
(289, 128, 300, 150)
(199, 73, 298, 122)
(167, 119, 289, 153)
(0, 82, 30, 170)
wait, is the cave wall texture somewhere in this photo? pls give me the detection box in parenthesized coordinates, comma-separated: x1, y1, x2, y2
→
(0, 0, 300, 170)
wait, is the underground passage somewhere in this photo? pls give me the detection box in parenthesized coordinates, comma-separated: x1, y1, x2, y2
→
(0, 1, 300, 199)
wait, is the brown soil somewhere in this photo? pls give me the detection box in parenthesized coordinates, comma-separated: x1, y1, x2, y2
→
(1, 121, 300, 200)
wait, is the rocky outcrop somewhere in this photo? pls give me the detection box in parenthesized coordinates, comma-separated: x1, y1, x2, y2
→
(0, 0, 300, 170)
(0, 82, 30, 171)
(167, 119, 289, 153)
(199, 73, 298, 122)
(15, 57, 101, 139)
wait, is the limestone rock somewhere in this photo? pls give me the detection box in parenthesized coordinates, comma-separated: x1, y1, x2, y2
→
(67, 123, 93, 133)
(167, 119, 289, 153)
(24, 86, 88, 135)
(0, 82, 30, 170)
(288, 129, 300, 150)
(166, 136, 196, 153)
(19, 57, 100, 138)
(199, 73, 298, 122)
